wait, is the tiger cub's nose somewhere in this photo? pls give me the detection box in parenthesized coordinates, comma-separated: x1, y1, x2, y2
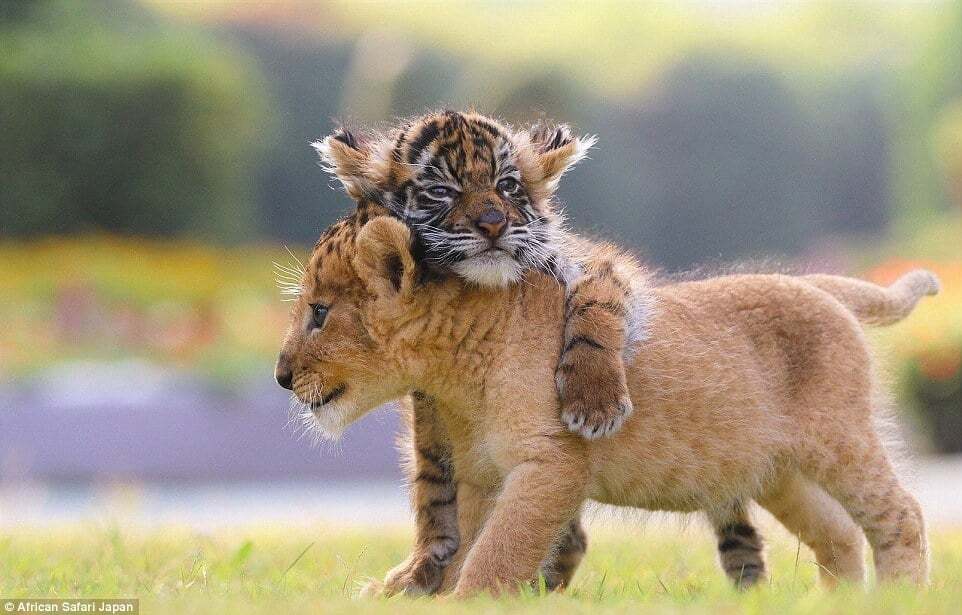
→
(476, 208, 507, 238)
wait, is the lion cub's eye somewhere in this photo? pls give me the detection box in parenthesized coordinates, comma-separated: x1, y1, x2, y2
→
(497, 177, 519, 194)
(310, 304, 329, 330)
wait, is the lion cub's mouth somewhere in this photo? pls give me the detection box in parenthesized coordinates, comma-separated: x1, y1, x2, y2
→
(310, 384, 347, 411)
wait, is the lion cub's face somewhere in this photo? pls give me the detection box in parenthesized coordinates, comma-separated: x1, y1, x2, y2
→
(314, 111, 595, 288)
(274, 216, 419, 440)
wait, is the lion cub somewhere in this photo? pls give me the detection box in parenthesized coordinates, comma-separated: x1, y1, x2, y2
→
(275, 213, 935, 597)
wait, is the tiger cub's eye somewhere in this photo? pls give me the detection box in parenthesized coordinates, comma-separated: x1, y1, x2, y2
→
(497, 177, 519, 193)
(426, 185, 454, 198)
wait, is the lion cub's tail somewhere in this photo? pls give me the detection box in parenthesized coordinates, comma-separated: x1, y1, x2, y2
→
(803, 270, 940, 326)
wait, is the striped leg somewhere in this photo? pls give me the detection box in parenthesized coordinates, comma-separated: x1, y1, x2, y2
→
(365, 391, 459, 597)
(557, 255, 635, 439)
(437, 481, 499, 594)
(709, 503, 767, 588)
(539, 515, 588, 591)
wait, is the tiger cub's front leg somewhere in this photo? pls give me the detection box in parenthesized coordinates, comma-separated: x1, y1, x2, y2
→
(539, 516, 589, 591)
(557, 253, 636, 439)
(364, 391, 459, 597)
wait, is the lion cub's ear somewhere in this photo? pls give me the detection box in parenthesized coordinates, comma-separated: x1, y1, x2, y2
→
(355, 216, 418, 300)
(312, 128, 382, 200)
(526, 123, 597, 196)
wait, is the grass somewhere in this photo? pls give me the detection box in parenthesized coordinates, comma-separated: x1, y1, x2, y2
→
(2, 523, 962, 614)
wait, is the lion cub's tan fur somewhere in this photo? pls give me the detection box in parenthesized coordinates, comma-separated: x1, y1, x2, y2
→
(277, 214, 935, 596)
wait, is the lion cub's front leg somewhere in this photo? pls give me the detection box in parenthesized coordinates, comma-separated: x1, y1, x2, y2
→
(364, 392, 459, 597)
(557, 254, 636, 439)
(453, 453, 588, 597)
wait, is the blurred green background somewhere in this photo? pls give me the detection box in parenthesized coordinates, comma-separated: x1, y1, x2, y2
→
(1, 0, 961, 454)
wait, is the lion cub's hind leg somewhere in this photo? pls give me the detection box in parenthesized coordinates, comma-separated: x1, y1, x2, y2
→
(758, 473, 865, 588)
(805, 430, 928, 585)
(557, 255, 637, 439)
(708, 503, 767, 588)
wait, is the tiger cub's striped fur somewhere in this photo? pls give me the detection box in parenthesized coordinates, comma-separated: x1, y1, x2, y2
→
(315, 112, 638, 594)
(314, 110, 636, 439)
(313, 113, 773, 596)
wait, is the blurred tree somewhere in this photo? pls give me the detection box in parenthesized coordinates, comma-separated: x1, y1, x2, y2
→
(226, 27, 354, 243)
(935, 102, 962, 209)
(806, 69, 892, 236)
(889, 0, 962, 233)
(0, 0, 45, 23)
(390, 51, 462, 118)
(0, 0, 268, 241)
(558, 54, 893, 270)
(1, 0, 915, 268)
(573, 55, 820, 269)
(492, 71, 593, 130)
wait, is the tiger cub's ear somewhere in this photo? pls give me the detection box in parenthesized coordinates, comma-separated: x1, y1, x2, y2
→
(312, 128, 381, 200)
(527, 123, 597, 196)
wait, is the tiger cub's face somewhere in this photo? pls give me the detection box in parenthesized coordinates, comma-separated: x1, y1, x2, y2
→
(314, 111, 595, 287)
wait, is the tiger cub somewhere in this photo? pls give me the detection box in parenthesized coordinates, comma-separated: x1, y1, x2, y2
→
(314, 110, 643, 439)
(313, 111, 648, 595)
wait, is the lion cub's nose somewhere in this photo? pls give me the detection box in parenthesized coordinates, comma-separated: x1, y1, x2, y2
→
(476, 208, 507, 238)
(275, 354, 293, 390)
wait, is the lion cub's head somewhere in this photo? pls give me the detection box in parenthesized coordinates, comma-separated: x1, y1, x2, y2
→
(275, 214, 425, 440)
(314, 110, 595, 287)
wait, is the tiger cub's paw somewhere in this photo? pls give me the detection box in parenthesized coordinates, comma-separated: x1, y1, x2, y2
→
(556, 352, 633, 440)
(358, 578, 385, 598)
(366, 552, 446, 598)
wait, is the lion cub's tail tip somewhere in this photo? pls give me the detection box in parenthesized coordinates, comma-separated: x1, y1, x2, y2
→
(871, 268, 941, 326)
(803, 268, 940, 327)
(899, 269, 941, 298)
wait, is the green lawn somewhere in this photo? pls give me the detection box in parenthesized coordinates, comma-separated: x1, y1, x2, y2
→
(2, 523, 961, 614)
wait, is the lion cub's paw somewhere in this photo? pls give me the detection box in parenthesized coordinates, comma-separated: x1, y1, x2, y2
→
(556, 359, 633, 440)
